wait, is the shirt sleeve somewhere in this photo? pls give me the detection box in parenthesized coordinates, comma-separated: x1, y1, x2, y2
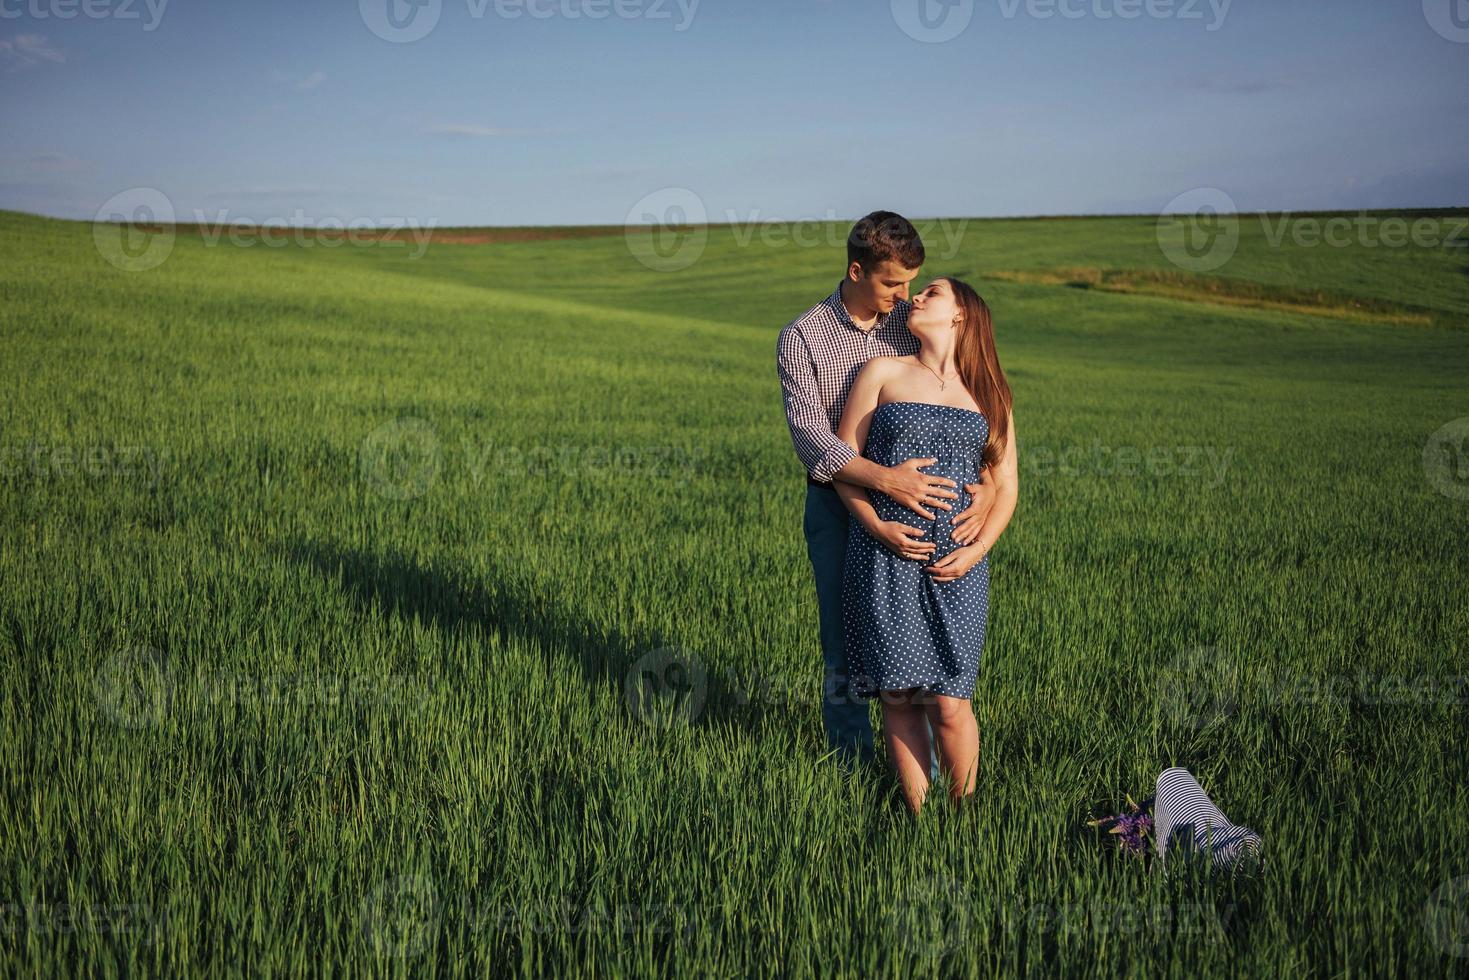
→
(776, 324, 857, 483)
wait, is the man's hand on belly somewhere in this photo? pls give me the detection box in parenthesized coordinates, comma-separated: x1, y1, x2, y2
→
(876, 457, 960, 521)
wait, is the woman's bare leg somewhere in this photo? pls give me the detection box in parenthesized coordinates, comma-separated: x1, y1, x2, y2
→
(924, 694, 979, 802)
(881, 690, 933, 814)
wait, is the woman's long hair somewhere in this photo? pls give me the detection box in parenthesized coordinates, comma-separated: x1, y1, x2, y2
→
(947, 277, 1012, 471)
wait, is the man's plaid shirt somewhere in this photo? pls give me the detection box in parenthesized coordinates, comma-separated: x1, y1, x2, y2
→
(776, 282, 919, 486)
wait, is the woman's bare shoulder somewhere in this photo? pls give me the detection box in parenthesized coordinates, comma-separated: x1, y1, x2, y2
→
(859, 355, 911, 377)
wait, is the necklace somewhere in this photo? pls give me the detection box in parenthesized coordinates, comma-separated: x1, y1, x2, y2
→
(917, 356, 961, 391)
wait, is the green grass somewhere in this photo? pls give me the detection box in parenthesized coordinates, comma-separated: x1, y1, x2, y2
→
(2, 206, 1468, 977)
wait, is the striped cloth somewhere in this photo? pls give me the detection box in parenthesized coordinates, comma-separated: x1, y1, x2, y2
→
(1155, 767, 1263, 872)
(776, 283, 919, 485)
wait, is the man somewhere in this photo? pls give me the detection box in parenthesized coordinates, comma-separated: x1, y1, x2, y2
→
(776, 211, 998, 771)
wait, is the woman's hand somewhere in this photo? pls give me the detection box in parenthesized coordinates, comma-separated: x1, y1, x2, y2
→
(925, 543, 985, 583)
(950, 472, 997, 545)
(868, 521, 937, 562)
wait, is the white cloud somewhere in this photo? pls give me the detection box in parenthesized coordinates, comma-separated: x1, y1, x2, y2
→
(1180, 74, 1297, 95)
(0, 151, 89, 173)
(426, 123, 518, 137)
(0, 34, 66, 71)
(424, 122, 560, 138)
(203, 186, 336, 199)
(267, 67, 327, 91)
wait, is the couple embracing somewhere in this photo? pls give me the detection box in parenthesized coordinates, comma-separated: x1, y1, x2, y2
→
(776, 211, 1018, 815)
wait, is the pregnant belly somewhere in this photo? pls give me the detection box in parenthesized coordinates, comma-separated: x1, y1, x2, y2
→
(870, 455, 976, 560)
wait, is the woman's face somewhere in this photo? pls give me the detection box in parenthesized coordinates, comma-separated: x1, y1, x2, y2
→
(908, 279, 962, 333)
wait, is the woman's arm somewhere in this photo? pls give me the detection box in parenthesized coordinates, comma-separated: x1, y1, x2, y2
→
(969, 408, 1019, 556)
(832, 359, 888, 532)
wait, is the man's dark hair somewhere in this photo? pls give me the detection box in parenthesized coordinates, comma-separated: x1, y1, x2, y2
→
(846, 211, 925, 273)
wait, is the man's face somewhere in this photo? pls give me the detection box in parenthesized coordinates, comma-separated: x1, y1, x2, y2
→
(851, 259, 921, 314)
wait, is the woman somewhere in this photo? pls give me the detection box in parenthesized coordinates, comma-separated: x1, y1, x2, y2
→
(834, 277, 1017, 815)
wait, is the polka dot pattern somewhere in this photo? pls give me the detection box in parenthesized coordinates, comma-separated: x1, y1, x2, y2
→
(842, 400, 991, 701)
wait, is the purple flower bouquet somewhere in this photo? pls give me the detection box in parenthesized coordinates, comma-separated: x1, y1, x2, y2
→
(1087, 793, 1155, 857)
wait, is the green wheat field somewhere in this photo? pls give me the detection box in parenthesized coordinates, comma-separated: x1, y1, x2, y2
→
(2, 205, 1468, 977)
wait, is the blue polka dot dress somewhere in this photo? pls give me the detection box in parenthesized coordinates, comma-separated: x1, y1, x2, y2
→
(842, 401, 991, 701)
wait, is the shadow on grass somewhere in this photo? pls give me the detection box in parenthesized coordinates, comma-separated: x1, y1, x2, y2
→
(284, 537, 789, 744)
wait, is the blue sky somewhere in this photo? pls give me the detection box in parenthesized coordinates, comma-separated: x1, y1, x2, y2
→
(1, 0, 1466, 226)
